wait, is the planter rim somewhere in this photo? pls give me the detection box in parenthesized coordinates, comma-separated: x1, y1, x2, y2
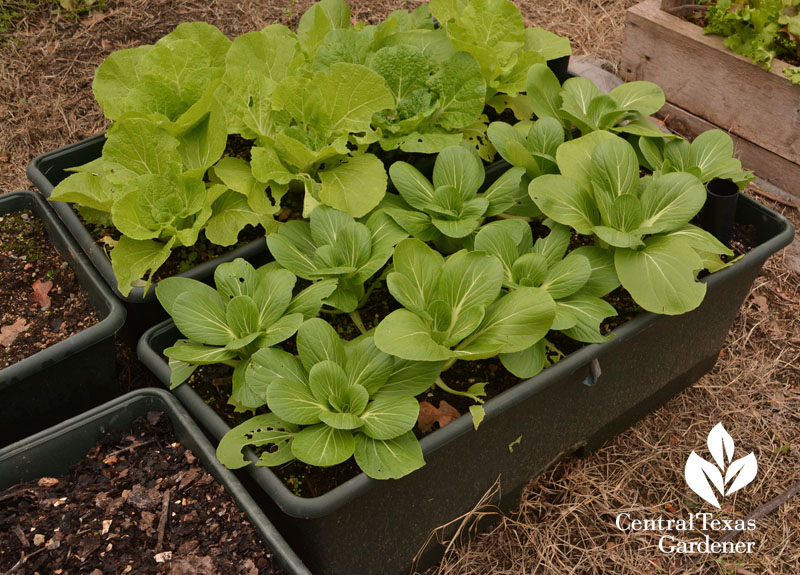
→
(138, 192, 794, 518)
(0, 190, 126, 388)
(0, 387, 314, 575)
(26, 134, 267, 304)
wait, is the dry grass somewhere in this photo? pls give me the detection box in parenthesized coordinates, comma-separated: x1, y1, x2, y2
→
(1, 1, 798, 573)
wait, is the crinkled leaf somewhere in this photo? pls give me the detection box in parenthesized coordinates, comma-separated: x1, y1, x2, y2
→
(319, 154, 388, 218)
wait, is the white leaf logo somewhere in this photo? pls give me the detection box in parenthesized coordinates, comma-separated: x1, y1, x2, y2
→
(684, 423, 758, 508)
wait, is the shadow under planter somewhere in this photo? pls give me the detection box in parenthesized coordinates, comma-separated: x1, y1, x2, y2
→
(0, 191, 126, 447)
(0, 388, 313, 575)
(138, 194, 792, 575)
(26, 135, 269, 341)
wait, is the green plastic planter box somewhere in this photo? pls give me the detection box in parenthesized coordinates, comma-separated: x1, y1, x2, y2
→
(0, 191, 126, 447)
(26, 135, 269, 338)
(0, 388, 313, 575)
(137, 194, 793, 575)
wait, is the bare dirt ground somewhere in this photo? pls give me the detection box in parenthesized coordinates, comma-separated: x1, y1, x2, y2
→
(1, 1, 798, 574)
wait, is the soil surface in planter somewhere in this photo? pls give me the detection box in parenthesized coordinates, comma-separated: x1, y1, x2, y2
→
(0, 411, 286, 575)
(0, 209, 98, 369)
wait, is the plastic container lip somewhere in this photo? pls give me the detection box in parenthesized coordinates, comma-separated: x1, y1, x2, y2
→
(0, 190, 126, 388)
(137, 192, 794, 519)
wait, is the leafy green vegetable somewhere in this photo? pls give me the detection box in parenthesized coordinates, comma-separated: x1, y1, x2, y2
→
(51, 23, 282, 295)
(384, 145, 525, 251)
(704, 0, 800, 83)
(528, 131, 735, 315)
(267, 205, 407, 312)
(374, 238, 555, 366)
(526, 63, 672, 140)
(429, 0, 571, 118)
(637, 129, 754, 189)
(157, 258, 337, 408)
(216, 318, 443, 479)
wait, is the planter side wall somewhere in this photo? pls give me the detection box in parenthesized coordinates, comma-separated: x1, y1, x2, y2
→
(620, 0, 800, 197)
(0, 191, 125, 447)
(0, 389, 313, 575)
(139, 196, 792, 575)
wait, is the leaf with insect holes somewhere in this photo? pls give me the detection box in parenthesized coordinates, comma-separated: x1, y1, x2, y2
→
(231, 319, 441, 479)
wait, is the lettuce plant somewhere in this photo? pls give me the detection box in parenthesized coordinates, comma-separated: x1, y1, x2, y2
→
(156, 258, 337, 410)
(216, 318, 443, 479)
(49, 23, 281, 295)
(385, 145, 525, 251)
(222, 19, 396, 218)
(301, 3, 490, 157)
(266, 205, 407, 317)
(528, 131, 735, 315)
(429, 0, 572, 119)
(374, 238, 555, 399)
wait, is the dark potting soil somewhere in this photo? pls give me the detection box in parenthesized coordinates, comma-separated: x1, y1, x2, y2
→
(0, 412, 286, 575)
(0, 209, 99, 369)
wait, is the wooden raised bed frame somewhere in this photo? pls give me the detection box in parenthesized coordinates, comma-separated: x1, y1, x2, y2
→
(621, 0, 800, 198)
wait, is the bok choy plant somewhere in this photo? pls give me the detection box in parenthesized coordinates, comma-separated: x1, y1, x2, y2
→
(266, 205, 407, 318)
(156, 258, 336, 410)
(216, 318, 443, 479)
(384, 145, 525, 252)
(528, 131, 736, 315)
(472, 219, 618, 377)
(374, 238, 555, 407)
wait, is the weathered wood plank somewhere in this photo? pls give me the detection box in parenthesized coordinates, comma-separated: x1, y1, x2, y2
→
(657, 102, 800, 199)
(621, 0, 800, 164)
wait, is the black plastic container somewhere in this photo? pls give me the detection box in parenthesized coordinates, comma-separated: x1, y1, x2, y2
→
(138, 195, 793, 575)
(548, 54, 571, 84)
(702, 178, 740, 247)
(0, 388, 313, 575)
(0, 191, 126, 447)
(26, 135, 268, 338)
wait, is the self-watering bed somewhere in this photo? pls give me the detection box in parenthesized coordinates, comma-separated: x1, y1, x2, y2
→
(138, 191, 791, 575)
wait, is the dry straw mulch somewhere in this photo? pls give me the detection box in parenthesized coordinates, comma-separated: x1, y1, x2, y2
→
(1, 1, 798, 574)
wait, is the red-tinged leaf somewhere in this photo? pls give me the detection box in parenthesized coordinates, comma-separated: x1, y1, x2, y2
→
(32, 279, 53, 310)
(0, 318, 29, 347)
(417, 400, 461, 433)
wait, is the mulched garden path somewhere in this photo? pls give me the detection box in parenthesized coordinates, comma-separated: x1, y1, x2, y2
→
(0, 411, 286, 575)
(0, 208, 98, 369)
